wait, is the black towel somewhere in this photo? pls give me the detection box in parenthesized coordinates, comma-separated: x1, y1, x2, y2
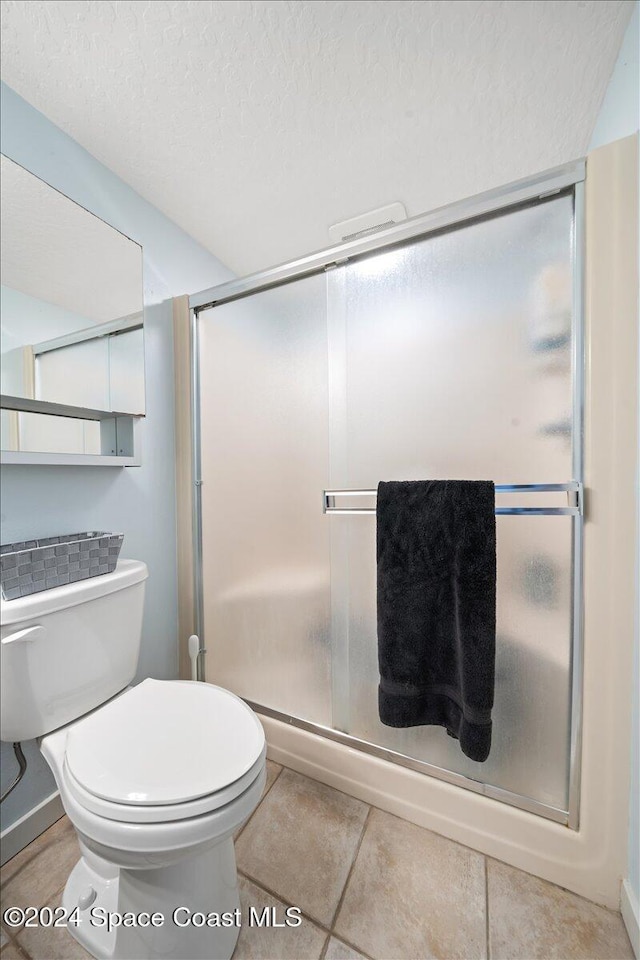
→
(377, 480, 496, 762)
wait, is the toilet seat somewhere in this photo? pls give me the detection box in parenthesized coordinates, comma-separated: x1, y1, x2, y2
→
(61, 679, 266, 823)
(62, 748, 266, 823)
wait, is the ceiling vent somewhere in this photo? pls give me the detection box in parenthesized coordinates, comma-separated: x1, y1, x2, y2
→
(328, 202, 407, 244)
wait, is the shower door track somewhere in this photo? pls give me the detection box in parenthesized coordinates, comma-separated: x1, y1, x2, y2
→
(243, 698, 570, 825)
(190, 160, 584, 311)
(189, 158, 585, 830)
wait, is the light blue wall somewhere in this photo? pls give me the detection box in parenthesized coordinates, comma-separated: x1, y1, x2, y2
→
(588, 0, 640, 911)
(0, 82, 233, 831)
(1, 285, 100, 407)
(1, 286, 97, 349)
(589, 1, 639, 152)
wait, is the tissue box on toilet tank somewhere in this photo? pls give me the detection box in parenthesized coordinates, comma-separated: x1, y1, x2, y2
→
(0, 532, 124, 600)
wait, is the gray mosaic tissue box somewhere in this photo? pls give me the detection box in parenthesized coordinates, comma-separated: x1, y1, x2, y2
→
(0, 532, 124, 601)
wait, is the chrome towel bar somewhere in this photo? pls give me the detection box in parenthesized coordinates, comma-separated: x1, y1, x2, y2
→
(323, 482, 583, 517)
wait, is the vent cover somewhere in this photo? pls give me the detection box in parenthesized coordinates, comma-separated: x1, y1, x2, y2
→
(328, 202, 407, 244)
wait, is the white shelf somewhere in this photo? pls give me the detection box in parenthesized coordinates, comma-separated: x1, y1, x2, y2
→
(1, 395, 143, 464)
(0, 450, 141, 467)
(0, 394, 143, 421)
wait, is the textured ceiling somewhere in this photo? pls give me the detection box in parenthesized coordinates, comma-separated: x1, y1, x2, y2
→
(1, 155, 142, 322)
(0, 0, 633, 278)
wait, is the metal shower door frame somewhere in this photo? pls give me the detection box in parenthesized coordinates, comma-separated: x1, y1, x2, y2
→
(189, 159, 586, 828)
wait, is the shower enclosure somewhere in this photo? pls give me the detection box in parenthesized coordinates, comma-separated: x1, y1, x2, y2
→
(189, 161, 584, 827)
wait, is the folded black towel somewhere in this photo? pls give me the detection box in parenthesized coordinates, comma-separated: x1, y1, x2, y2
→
(377, 480, 496, 762)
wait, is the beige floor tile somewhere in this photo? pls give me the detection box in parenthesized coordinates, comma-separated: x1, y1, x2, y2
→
(263, 759, 282, 796)
(0, 940, 31, 960)
(235, 769, 369, 927)
(487, 859, 634, 959)
(14, 891, 91, 960)
(232, 876, 326, 959)
(0, 817, 79, 921)
(335, 808, 486, 960)
(0, 942, 29, 960)
(324, 936, 370, 960)
(235, 760, 284, 840)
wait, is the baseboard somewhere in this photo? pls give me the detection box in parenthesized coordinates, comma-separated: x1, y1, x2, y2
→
(621, 879, 640, 958)
(0, 791, 65, 866)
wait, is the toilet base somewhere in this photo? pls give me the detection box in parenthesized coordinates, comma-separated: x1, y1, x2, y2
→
(63, 856, 119, 959)
(62, 838, 241, 960)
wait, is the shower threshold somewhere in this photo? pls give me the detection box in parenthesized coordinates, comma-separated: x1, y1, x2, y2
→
(244, 698, 570, 827)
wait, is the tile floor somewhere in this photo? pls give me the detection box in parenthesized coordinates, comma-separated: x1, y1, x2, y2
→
(0, 760, 633, 960)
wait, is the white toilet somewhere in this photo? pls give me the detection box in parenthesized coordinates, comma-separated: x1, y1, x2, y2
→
(0, 560, 266, 960)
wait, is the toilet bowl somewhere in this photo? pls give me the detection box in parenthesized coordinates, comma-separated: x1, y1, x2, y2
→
(0, 560, 267, 960)
(44, 679, 266, 960)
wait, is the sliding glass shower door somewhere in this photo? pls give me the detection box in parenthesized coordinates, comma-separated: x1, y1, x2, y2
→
(199, 276, 332, 726)
(197, 186, 581, 821)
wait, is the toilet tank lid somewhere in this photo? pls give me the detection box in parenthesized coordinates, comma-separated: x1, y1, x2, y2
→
(0, 559, 148, 626)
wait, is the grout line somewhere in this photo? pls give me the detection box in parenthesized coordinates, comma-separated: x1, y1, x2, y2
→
(329, 804, 373, 932)
(261, 760, 285, 801)
(4, 937, 31, 960)
(327, 932, 375, 960)
(238, 869, 332, 935)
(318, 931, 331, 960)
(273, 754, 506, 866)
(51, 879, 68, 904)
(484, 846, 629, 916)
(237, 781, 375, 960)
(234, 761, 284, 841)
(484, 855, 490, 960)
(2, 879, 69, 960)
(1, 922, 21, 945)
(238, 868, 374, 959)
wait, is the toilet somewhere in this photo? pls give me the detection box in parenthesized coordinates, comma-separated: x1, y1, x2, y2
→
(0, 559, 266, 960)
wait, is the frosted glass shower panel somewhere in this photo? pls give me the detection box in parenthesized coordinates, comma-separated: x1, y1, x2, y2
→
(198, 276, 332, 725)
(340, 513, 573, 809)
(327, 194, 577, 810)
(328, 195, 575, 486)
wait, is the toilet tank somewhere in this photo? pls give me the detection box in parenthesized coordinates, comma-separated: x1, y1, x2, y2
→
(0, 559, 148, 742)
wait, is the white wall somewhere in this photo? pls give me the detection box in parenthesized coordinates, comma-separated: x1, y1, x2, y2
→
(0, 81, 233, 831)
(589, 0, 640, 936)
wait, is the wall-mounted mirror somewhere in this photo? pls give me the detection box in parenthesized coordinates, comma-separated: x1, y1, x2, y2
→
(1, 155, 144, 459)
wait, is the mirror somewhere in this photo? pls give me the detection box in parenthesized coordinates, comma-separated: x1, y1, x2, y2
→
(1, 155, 144, 457)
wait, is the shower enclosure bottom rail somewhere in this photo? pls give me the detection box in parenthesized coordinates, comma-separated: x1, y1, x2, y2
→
(245, 697, 569, 826)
